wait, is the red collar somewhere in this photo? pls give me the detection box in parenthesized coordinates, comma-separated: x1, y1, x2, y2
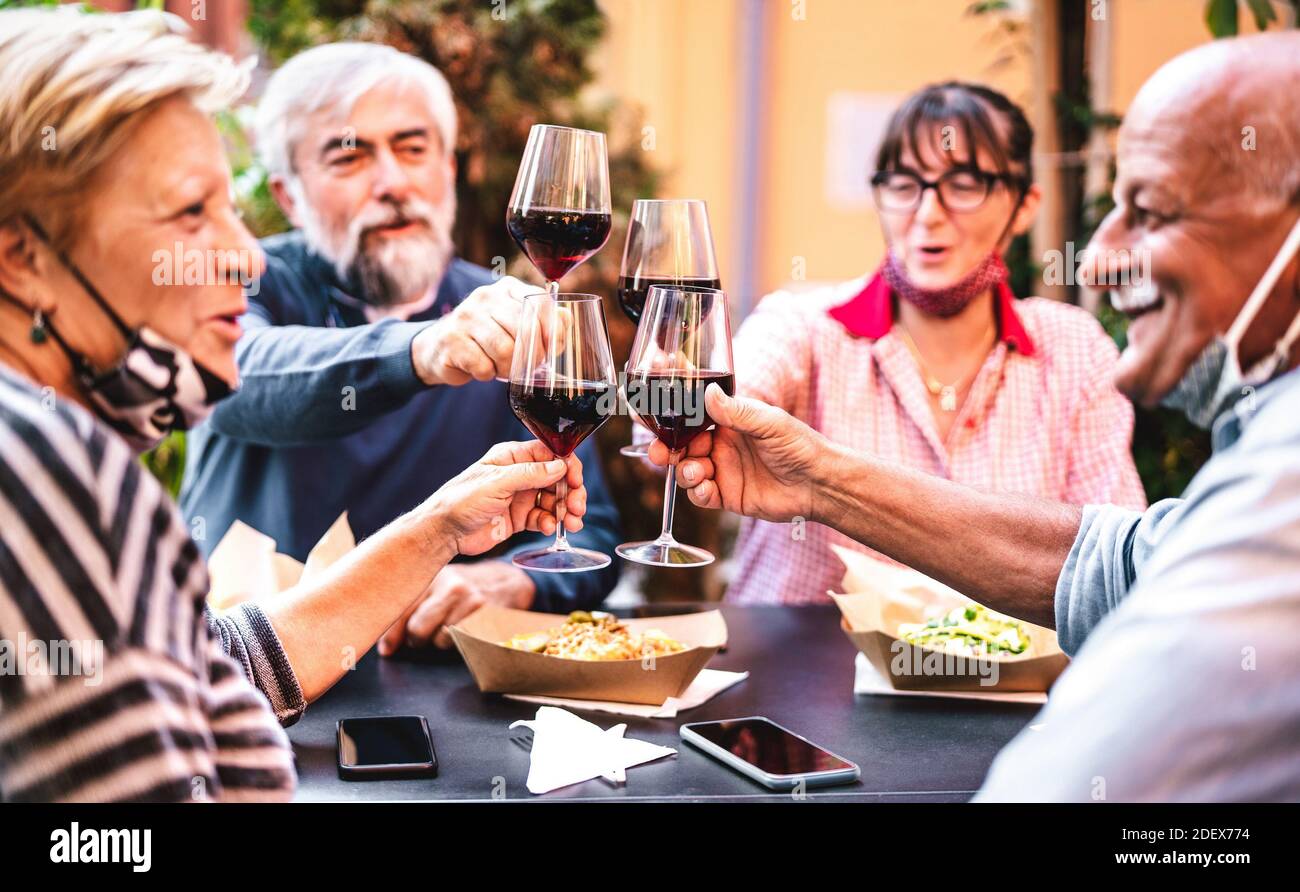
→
(828, 270, 1037, 357)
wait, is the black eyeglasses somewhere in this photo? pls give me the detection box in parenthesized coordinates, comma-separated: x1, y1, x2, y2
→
(870, 168, 1022, 214)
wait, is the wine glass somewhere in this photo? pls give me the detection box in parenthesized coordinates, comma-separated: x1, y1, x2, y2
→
(507, 124, 612, 298)
(616, 285, 734, 567)
(508, 292, 618, 573)
(616, 199, 720, 458)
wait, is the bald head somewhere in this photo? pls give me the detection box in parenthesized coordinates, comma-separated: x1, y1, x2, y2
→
(1126, 32, 1300, 205)
(1081, 31, 1300, 414)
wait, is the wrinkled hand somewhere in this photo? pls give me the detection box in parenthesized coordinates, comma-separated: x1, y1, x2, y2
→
(430, 440, 587, 558)
(647, 384, 831, 523)
(379, 561, 535, 654)
(411, 276, 540, 385)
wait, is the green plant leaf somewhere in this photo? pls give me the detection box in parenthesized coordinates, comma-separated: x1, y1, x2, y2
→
(1205, 0, 1239, 36)
(966, 0, 1012, 13)
(1244, 0, 1278, 29)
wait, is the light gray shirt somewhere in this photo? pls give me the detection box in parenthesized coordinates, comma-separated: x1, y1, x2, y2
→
(977, 367, 1300, 801)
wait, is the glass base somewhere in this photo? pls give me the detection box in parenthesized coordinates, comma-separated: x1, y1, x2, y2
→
(616, 538, 715, 568)
(619, 442, 649, 458)
(512, 546, 612, 573)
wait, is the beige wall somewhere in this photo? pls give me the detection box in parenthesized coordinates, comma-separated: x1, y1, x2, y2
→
(1109, 0, 1289, 112)
(594, 0, 1252, 302)
(591, 0, 745, 288)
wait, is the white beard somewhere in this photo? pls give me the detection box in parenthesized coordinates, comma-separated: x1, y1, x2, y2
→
(290, 177, 457, 307)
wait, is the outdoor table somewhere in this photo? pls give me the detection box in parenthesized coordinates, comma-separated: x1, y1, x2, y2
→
(288, 604, 1040, 802)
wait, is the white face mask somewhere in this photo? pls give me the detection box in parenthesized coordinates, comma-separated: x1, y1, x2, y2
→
(1156, 215, 1300, 429)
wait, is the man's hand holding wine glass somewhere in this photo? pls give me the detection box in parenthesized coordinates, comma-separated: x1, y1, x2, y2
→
(646, 385, 835, 525)
(411, 275, 540, 385)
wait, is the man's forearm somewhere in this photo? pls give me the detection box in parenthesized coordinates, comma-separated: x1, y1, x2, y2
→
(815, 443, 1082, 628)
(209, 320, 429, 445)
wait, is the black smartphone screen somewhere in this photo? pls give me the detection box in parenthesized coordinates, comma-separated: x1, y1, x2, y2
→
(688, 718, 854, 775)
(338, 716, 436, 771)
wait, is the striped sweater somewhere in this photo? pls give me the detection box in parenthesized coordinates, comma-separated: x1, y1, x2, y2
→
(0, 365, 297, 801)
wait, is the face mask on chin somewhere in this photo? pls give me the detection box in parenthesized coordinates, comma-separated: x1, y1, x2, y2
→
(1156, 215, 1300, 430)
(20, 216, 235, 454)
(882, 248, 1009, 317)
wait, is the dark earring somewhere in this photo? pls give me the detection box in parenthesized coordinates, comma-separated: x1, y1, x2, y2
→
(30, 308, 48, 344)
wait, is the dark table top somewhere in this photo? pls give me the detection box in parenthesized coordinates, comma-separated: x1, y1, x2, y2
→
(288, 604, 1040, 802)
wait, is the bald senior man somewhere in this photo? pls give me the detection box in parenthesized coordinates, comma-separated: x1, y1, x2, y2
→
(651, 32, 1300, 801)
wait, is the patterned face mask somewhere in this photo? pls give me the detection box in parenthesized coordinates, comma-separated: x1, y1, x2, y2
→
(882, 249, 1009, 318)
(24, 216, 234, 453)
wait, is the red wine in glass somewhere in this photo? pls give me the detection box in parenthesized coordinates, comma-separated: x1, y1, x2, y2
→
(616, 200, 719, 458)
(509, 378, 616, 457)
(617, 274, 722, 324)
(508, 291, 617, 573)
(617, 284, 733, 569)
(507, 208, 612, 283)
(623, 370, 735, 452)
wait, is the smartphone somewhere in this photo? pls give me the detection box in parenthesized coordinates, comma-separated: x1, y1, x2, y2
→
(680, 716, 860, 791)
(337, 715, 438, 780)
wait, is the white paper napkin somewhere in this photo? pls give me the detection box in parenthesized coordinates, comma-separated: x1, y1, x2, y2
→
(508, 706, 677, 794)
(853, 652, 1048, 704)
(503, 668, 748, 718)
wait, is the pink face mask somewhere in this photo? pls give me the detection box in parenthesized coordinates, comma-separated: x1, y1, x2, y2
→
(882, 249, 1008, 318)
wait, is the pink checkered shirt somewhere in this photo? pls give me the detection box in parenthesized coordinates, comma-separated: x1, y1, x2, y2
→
(725, 271, 1147, 606)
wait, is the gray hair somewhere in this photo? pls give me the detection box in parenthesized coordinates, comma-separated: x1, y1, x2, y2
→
(255, 41, 457, 180)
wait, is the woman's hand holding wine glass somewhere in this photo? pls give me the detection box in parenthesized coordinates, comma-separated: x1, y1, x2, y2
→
(429, 440, 588, 557)
(506, 292, 618, 572)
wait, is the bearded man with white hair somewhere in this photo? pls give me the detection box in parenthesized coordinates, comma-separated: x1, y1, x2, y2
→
(181, 43, 622, 654)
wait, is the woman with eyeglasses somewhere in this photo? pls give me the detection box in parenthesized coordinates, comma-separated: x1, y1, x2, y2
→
(724, 82, 1146, 606)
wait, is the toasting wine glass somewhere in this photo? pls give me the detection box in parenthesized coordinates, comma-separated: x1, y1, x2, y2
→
(507, 125, 612, 297)
(617, 285, 734, 567)
(508, 292, 618, 573)
(616, 199, 721, 458)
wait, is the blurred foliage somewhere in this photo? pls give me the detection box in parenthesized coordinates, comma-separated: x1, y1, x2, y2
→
(143, 431, 188, 497)
(1204, 0, 1297, 36)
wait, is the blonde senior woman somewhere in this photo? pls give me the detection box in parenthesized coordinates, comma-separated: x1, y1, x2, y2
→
(0, 8, 588, 802)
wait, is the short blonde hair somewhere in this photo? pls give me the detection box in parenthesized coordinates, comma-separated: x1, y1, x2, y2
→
(0, 7, 251, 250)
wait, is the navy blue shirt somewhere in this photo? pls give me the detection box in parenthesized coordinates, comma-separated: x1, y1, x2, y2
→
(180, 231, 621, 611)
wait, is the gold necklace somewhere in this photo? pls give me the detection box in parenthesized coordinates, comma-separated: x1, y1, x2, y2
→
(895, 322, 993, 413)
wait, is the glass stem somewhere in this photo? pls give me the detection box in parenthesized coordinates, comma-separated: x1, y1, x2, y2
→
(552, 476, 571, 552)
(655, 454, 682, 544)
(545, 275, 568, 554)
